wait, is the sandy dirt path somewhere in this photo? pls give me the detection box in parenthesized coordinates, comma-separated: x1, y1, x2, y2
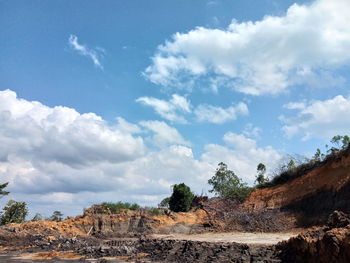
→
(151, 231, 298, 245)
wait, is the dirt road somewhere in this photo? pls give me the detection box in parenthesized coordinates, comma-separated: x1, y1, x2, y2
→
(152, 231, 298, 245)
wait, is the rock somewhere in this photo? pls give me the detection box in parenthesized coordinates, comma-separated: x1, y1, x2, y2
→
(327, 210, 350, 228)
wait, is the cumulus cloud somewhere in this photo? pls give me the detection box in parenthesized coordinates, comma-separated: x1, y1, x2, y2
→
(144, 0, 350, 95)
(0, 90, 144, 167)
(137, 94, 248, 124)
(136, 94, 191, 123)
(68, 35, 105, 69)
(281, 95, 350, 140)
(0, 90, 207, 215)
(0, 90, 280, 216)
(139, 120, 191, 147)
(194, 102, 248, 124)
(202, 132, 281, 184)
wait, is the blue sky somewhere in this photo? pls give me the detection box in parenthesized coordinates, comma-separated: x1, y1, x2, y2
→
(1, 0, 350, 217)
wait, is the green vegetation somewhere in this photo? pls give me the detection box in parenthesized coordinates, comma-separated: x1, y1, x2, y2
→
(31, 213, 44, 221)
(158, 197, 170, 209)
(255, 163, 267, 186)
(49, 211, 64, 222)
(258, 135, 350, 189)
(0, 182, 9, 198)
(147, 207, 165, 216)
(1, 200, 28, 225)
(169, 183, 194, 212)
(101, 202, 141, 214)
(208, 162, 251, 202)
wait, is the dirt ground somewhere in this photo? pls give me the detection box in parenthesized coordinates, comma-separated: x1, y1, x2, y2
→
(0, 252, 135, 262)
(151, 231, 299, 245)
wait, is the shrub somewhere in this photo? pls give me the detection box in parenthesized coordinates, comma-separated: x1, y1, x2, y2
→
(169, 183, 194, 212)
(148, 207, 165, 216)
(101, 202, 140, 214)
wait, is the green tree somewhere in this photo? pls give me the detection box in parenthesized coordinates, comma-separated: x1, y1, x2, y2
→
(330, 135, 350, 151)
(0, 182, 9, 198)
(31, 213, 43, 221)
(1, 200, 28, 225)
(255, 163, 267, 185)
(49, 211, 64, 222)
(313, 148, 324, 161)
(208, 162, 251, 202)
(158, 197, 170, 209)
(169, 183, 194, 212)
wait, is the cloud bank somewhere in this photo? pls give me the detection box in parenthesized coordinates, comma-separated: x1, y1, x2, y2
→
(0, 90, 280, 216)
(137, 94, 248, 124)
(282, 95, 350, 140)
(144, 0, 350, 95)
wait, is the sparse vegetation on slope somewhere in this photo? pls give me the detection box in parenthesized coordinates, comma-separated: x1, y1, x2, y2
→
(100, 202, 141, 214)
(257, 135, 350, 189)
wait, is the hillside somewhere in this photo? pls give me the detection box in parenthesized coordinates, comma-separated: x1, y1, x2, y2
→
(243, 148, 350, 226)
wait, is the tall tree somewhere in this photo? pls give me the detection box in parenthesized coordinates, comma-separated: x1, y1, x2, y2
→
(208, 162, 251, 202)
(255, 163, 267, 185)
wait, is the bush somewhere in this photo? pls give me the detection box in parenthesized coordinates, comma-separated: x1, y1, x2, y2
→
(1, 200, 28, 225)
(147, 207, 165, 216)
(101, 202, 140, 214)
(169, 183, 194, 212)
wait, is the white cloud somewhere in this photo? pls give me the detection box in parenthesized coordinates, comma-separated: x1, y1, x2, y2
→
(243, 123, 262, 138)
(68, 34, 104, 69)
(139, 120, 190, 147)
(0, 90, 206, 216)
(194, 102, 248, 124)
(202, 132, 281, 184)
(281, 95, 350, 140)
(137, 94, 248, 124)
(0, 90, 144, 167)
(144, 0, 350, 95)
(0, 90, 280, 217)
(136, 94, 191, 123)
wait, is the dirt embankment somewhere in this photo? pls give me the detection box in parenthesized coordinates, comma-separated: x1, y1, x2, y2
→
(278, 210, 350, 263)
(243, 150, 350, 226)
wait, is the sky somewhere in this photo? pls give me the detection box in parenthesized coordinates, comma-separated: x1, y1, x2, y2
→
(1, 0, 350, 218)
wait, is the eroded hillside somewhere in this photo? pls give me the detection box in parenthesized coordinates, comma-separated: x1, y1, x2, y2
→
(243, 148, 350, 226)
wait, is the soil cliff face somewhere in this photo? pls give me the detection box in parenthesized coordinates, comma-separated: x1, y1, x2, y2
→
(243, 151, 350, 225)
(279, 211, 350, 263)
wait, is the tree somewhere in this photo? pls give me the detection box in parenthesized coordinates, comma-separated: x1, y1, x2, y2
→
(313, 148, 325, 162)
(0, 182, 9, 198)
(255, 163, 267, 185)
(31, 213, 43, 221)
(208, 162, 251, 202)
(49, 211, 63, 222)
(169, 183, 194, 212)
(1, 200, 28, 225)
(330, 135, 350, 151)
(158, 197, 170, 209)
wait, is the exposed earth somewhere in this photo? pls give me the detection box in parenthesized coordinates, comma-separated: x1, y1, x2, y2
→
(1, 148, 350, 262)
